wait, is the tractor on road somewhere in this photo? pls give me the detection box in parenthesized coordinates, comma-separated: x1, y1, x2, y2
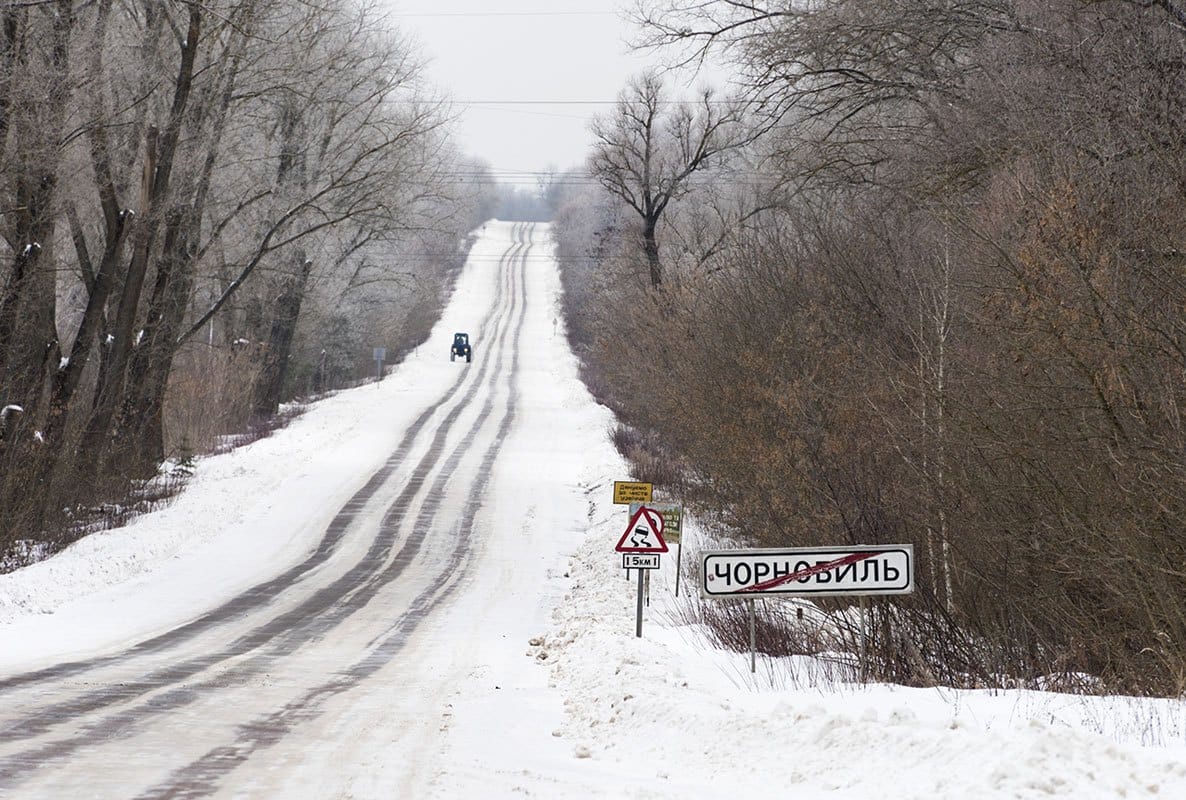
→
(450, 332, 472, 363)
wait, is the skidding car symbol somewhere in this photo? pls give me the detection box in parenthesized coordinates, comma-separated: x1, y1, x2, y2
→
(630, 526, 651, 548)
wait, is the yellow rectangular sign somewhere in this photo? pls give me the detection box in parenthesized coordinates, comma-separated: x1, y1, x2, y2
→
(613, 481, 653, 505)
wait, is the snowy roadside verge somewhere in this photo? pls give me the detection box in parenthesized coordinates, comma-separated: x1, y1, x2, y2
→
(530, 457, 1186, 798)
(0, 223, 505, 669)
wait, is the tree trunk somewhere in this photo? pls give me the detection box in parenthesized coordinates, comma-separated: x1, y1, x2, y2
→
(642, 216, 662, 289)
(252, 256, 313, 419)
(81, 126, 160, 462)
(116, 201, 204, 471)
(0, 1, 73, 421)
(0, 1, 74, 545)
(40, 0, 132, 464)
(0, 241, 56, 415)
(81, 9, 202, 469)
(0, 8, 18, 156)
(114, 27, 244, 470)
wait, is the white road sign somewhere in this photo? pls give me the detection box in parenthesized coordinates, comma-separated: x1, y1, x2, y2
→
(701, 545, 914, 598)
(622, 553, 660, 569)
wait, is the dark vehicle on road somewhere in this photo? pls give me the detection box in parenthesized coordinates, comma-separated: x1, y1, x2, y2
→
(450, 332, 472, 363)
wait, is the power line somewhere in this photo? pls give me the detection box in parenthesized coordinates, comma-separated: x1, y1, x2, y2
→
(391, 10, 617, 17)
(452, 100, 738, 105)
(465, 104, 593, 120)
(452, 100, 616, 104)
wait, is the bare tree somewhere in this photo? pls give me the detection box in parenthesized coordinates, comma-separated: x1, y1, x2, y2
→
(589, 71, 746, 288)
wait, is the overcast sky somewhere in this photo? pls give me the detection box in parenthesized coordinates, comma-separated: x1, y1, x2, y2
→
(385, 1, 722, 179)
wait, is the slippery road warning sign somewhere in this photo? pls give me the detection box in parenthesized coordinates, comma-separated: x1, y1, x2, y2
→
(615, 506, 668, 553)
(616, 506, 667, 639)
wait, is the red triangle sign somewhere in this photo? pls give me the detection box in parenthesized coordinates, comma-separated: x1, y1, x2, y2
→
(615, 506, 669, 553)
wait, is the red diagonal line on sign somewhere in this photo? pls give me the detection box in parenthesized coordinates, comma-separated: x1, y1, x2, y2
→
(740, 552, 877, 593)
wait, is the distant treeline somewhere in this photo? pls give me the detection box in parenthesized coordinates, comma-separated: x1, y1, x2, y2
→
(492, 185, 555, 223)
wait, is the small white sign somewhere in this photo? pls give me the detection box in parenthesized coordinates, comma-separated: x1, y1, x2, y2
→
(623, 553, 660, 570)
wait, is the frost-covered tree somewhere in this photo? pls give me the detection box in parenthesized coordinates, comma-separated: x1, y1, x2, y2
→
(0, 0, 473, 559)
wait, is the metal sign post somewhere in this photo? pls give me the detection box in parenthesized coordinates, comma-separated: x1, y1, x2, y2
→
(373, 346, 387, 384)
(616, 507, 668, 637)
(859, 595, 868, 682)
(674, 542, 683, 598)
(748, 598, 756, 674)
(622, 554, 660, 636)
(636, 568, 646, 637)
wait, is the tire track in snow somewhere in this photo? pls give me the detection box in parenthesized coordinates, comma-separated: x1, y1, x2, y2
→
(0, 236, 505, 698)
(140, 223, 535, 799)
(0, 224, 531, 791)
(0, 225, 526, 780)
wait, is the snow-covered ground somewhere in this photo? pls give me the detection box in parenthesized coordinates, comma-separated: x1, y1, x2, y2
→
(1, 220, 1184, 798)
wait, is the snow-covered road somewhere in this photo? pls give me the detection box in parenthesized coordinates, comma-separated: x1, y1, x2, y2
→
(3, 220, 1186, 799)
(0, 221, 595, 797)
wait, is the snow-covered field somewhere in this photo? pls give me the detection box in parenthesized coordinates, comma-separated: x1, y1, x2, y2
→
(1, 220, 1184, 798)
